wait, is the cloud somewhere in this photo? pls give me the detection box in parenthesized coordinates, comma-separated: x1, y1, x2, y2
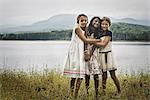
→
(0, 0, 149, 25)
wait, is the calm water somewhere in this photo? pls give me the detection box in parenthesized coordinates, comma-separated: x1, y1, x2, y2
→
(0, 41, 150, 74)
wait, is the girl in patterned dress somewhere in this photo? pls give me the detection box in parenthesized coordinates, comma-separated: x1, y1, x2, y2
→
(63, 14, 100, 98)
(84, 16, 102, 98)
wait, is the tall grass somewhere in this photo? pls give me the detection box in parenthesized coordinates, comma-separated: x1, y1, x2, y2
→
(0, 69, 150, 100)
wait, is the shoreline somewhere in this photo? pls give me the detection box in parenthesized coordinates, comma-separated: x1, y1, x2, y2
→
(0, 40, 150, 45)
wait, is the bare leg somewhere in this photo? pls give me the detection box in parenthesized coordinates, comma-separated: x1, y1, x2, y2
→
(109, 70, 121, 94)
(102, 71, 107, 95)
(70, 78, 76, 95)
(94, 74, 99, 99)
(74, 78, 83, 99)
(85, 74, 90, 95)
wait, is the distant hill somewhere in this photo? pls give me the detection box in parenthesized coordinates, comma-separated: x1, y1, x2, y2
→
(111, 22, 150, 34)
(111, 18, 150, 26)
(1, 22, 150, 41)
(0, 14, 150, 33)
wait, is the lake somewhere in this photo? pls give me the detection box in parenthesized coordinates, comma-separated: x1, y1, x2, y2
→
(0, 41, 149, 74)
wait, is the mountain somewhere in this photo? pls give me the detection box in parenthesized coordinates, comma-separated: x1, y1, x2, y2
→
(0, 14, 150, 33)
(0, 14, 77, 33)
(111, 18, 150, 26)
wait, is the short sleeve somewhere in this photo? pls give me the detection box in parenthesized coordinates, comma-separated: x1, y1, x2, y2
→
(107, 31, 112, 37)
(101, 30, 112, 41)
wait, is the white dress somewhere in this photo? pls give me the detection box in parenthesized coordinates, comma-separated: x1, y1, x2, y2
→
(63, 27, 86, 78)
(98, 36, 117, 72)
(85, 34, 102, 75)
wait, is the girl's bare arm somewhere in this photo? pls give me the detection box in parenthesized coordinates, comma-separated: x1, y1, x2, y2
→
(94, 36, 111, 47)
(75, 27, 100, 44)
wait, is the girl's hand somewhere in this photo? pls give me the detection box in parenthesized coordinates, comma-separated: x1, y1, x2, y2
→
(97, 39, 101, 42)
(94, 39, 101, 45)
(84, 50, 91, 62)
(94, 39, 101, 42)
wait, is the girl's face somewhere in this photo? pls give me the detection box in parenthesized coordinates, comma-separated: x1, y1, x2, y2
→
(78, 16, 88, 28)
(101, 20, 110, 31)
(92, 18, 100, 28)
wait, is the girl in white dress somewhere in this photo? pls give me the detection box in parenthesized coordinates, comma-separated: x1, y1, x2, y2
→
(94, 17, 121, 95)
(63, 14, 100, 98)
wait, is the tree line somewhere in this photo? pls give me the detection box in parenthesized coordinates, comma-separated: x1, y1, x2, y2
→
(0, 23, 150, 41)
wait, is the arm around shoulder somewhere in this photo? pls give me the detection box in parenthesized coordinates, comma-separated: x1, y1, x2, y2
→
(75, 27, 100, 44)
(94, 36, 111, 47)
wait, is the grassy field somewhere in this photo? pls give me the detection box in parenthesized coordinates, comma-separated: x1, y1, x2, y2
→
(0, 70, 150, 100)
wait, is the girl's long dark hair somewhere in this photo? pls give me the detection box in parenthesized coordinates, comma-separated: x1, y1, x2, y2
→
(88, 16, 102, 39)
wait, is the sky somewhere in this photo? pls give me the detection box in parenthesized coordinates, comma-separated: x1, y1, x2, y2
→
(0, 0, 149, 25)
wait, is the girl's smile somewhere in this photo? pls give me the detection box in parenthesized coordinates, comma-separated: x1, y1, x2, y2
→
(92, 18, 100, 28)
(79, 16, 88, 28)
(101, 20, 110, 31)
